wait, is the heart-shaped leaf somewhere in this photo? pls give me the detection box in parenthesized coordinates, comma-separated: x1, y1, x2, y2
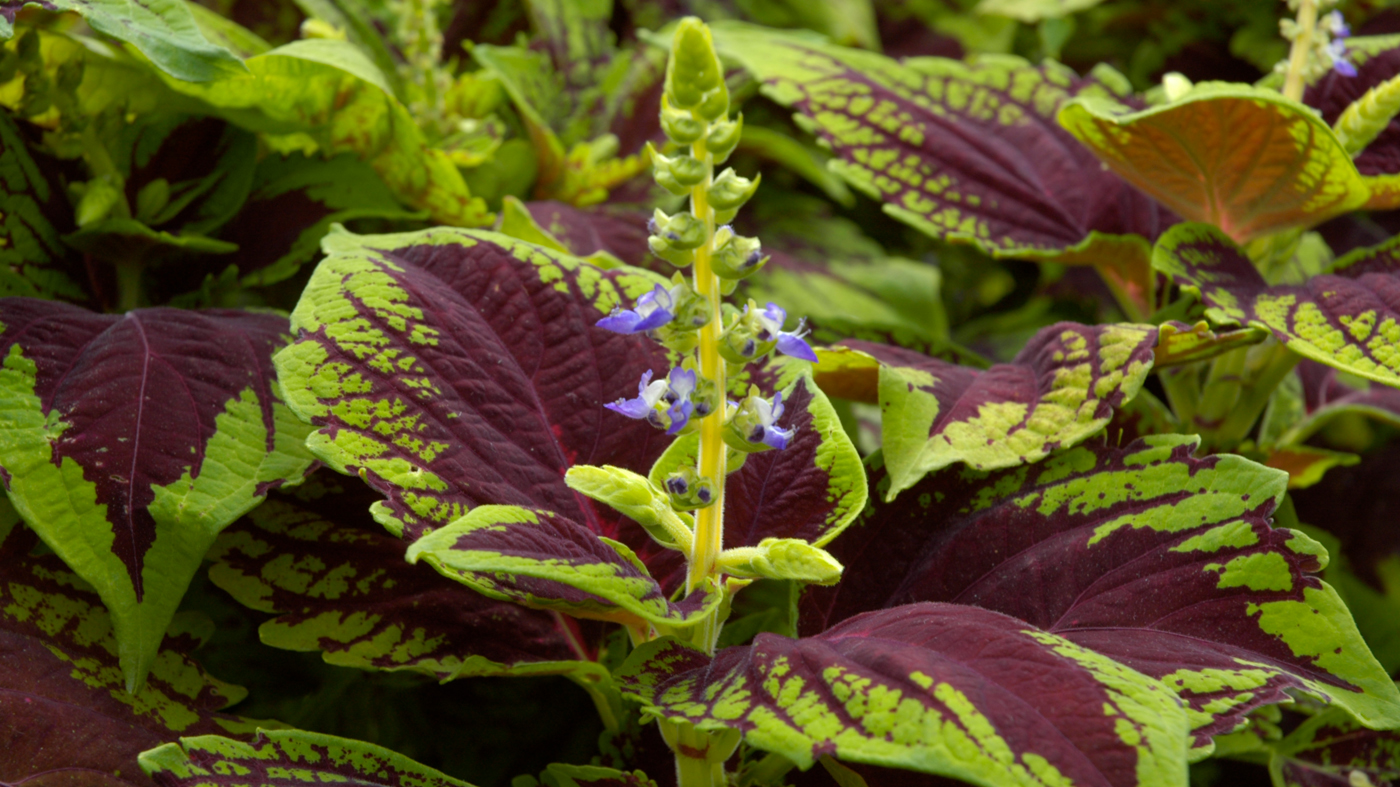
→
(0, 0, 247, 82)
(141, 729, 474, 787)
(709, 23, 1174, 317)
(801, 436, 1400, 745)
(274, 227, 696, 621)
(1268, 706, 1400, 787)
(0, 112, 85, 302)
(0, 299, 317, 690)
(209, 479, 600, 680)
(407, 504, 721, 628)
(619, 603, 1190, 787)
(0, 512, 264, 787)
(814, 321, 1157, 500)
(1060, 85, 1372, 243)
(275, 226, 672, 539)
(1153, 222, 1400, 388)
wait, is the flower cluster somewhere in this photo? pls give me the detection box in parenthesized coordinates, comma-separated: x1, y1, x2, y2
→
(594, 17, 817, 515)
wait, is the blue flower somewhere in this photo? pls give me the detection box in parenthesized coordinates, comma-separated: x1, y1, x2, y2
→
(605, 368, 701, 433)
(755, 302, 818, 362)
(597, 285, 675, 334)
(749, 391, 795, 450)
(1326, 11, 1357, 77)
(662, 368, 697, 434)
(605, 370, 668, 421)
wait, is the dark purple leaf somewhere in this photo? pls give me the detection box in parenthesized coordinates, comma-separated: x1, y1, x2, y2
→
(801, 436, 1400, 745)
(526, 200, 653, 268)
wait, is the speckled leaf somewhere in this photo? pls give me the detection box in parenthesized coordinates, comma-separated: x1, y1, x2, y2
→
(816, 321, 1157, 500)
(709, 23, 1174, 317)
(0, 111, 85, 301)
(1269, 706, 1400, 787)
(0, 300, 317, 691)
(208, 479, 599, 680)
(800, 436, 1400, 746)
(140, 729, 474, 787)
(0, 0, 247, 82)
(619, 603, 1190, 787)
(274, 226, 674, 543)
(0, 512, 264, 787)
(1060, 85, 1370, 243)
(160, 39, 490, 227)
(406, 504, 720, 628)
(214, 152, 424, 289)
(647, 374, 868, 554)
(1153, 222, 1400, 388)
(1306, 42, 1400, 179)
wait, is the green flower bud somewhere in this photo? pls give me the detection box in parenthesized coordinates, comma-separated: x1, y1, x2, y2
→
(705, 115, 743, 163)
(649, 208, 707, 250)
(646, 143, 698, 196)
(722, 384, 793, 453)
(648, 235, 695, 268)
(74, 177, 125, 227)
(697, 84, 729, 123)
(661, 96, 707, 145)
(665, 18, 725, 109)
(664, 466, 717, 510)
(711, 227, 767, 281)
(708, 169, 760, 211)
(717, 538, 844, 584)
(669, 274, 714, 328)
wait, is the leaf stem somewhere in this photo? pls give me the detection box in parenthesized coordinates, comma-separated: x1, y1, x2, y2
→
(687, 136, 726, 617)
(115, 260, 143, 312)
(1213, 342, 1301, 445)
(1283, 0, 1319, 102)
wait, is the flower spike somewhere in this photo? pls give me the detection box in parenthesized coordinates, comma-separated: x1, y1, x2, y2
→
(597, 285, 676, 334)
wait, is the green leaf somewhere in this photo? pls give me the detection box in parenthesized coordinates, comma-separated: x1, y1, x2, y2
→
(1059, 84, 1373, 243)
(736, 125, 854, 206)
(141, 729, 478, 787)
(975, 0, 1105, 23)
(565, 465, 693, 552)
(406, 504, 721, 629)
(0, 0, 247, 82)
(818, 321, 1158, 500)
(516, 763, 658, 787)
(160, 39, 491, 227)
(0, 109, 85, 301)
(1153, 222, 1400, 388)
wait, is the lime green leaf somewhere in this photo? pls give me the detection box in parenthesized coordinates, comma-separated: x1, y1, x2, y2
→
(0, 0, 247, 82)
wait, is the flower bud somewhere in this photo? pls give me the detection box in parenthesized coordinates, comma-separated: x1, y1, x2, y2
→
(710, 227, 766, 281)
(649, 209, 706, 250)
(723, 386, 794, 453)
(665, 18, 725, 109)
(665, 466, 717, 510)
(718, 538, 843, 585)
(661, 97, 706, 144)
(707, 169, 760, 212)
(705, 115, 742, 163)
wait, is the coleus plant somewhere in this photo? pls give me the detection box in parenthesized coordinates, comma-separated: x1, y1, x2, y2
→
(6, 0, 1400, 786)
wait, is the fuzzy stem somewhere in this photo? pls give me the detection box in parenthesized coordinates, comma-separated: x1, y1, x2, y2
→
(1283, 0, 1319, 102)
(686, 136, 726, 614)
(1213, 342, 1301, 446)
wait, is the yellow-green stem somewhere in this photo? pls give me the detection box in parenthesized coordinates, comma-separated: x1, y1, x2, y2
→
(686, 137, 725, 608)
(1283, 0, 1319, 102)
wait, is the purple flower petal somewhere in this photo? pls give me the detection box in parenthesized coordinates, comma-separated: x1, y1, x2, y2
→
(607, 398, 655, 419)
(776, 332, 818, 362)
(666, 400, 694, 434)
(597, 311, 646, 333)
(632, 307, 675, 332)
(760, 424, 794, 450)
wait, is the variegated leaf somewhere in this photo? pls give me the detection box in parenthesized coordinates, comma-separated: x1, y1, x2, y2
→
(800, 436, 1400, 746)
(407, 505, 720, 628)
(1306, 41, 1400, 180)
(1269, 706, 1400, 787)
(620, 603, 1190, 787)
(709, 22, 1174, 318)
(1060, 85, 1371, 242)
(141, 729, 474, 787)
(1153, 222, 1400, 388)
(814, 321, 1157, 500)
(0, 299, 317, 691)
(208, 477, 603, 681)
(0, 511, 265, 787)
